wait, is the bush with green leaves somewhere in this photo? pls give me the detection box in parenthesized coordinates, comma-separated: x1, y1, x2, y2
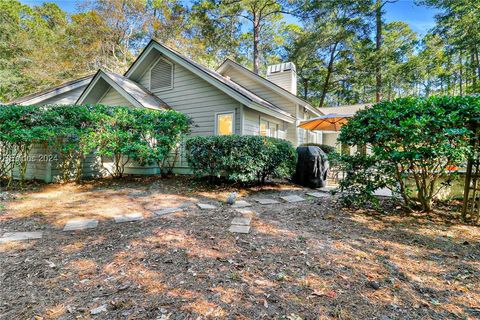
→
(185, 135, 296, 183)
(338, 96, 480, 211)
(86, 106, 190, 178)
(43, 105, 95, 182)
(0, 104, 190, 183)
(0, 105, 56, 185)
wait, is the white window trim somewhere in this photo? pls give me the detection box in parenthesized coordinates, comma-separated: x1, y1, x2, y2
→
(215, 111, 236, 135)
(149, 57, 174, 92)
(259, 117, 280, 138)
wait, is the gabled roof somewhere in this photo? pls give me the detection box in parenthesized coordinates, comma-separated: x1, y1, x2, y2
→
(217, 59, 321, 116)
(124, 40, 295, 123)
(9, 75, 93, 105)
(77, 69, 169, 110)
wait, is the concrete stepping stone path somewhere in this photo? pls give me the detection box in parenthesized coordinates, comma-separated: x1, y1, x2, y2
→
(228, 224, 251, 234)
(280, 195, 306, 203)
(197, 203, 217, 210)
(317, 186, 338, 193)
(306, 192, 330, 198)
(229, 209, 254, 234)
(231, 217, 252, 226)
(63, 219, 98, 231)
(235, 208, 256, 216)
(154, 207, 183, 216)
(0, 231, 43, 243)
(231, 200, 252, 208)
(113, 213, 144, 223)
(255, 198, 279, 205)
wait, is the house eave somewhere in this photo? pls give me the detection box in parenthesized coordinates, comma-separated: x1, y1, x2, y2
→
(217, 59, 321, 116)
(77, 70, 160, 110)
(247, 103, 295, 123)
(9, 76, 93, 106)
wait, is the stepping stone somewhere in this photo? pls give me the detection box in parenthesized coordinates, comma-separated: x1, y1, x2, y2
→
(231, 200, 252, 208)
(228, 224, 251, 234)
(113, 213, 144, 223)
(0, 231, 43, 243)
(306, 192, 330, 198)
(154, 207, 183, 216)
(317, 186, 338, 192)
(63, 219, 98, 231)
(231, 217, 252, 226)
(197, 203, 217, 210)
(235, 208, 256, 217)
(256, 198, 279, 205)
(280, 195, 306, 203)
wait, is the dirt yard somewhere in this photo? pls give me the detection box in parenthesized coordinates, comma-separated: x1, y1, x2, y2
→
(0, 176, 479, 319)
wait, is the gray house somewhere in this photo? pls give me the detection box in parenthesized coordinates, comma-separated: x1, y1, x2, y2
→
(11, 40, 328, 181)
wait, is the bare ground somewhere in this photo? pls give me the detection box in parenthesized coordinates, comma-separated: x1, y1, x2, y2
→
(0, 176, 479, 319)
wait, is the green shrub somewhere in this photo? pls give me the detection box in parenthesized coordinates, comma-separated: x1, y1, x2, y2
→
(338, 96, 480, 211)
(185, 135, 296, 183)
(0, 105, 56, 185)
(300, 143, 336, 155)
(0, 104, 190, 182)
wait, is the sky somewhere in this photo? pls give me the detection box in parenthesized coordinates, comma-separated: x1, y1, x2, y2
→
(20, 0, 439, 36)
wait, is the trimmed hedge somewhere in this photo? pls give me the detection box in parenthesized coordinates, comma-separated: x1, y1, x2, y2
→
(0, 104, 190, 183)
(185, 135, 296, 183)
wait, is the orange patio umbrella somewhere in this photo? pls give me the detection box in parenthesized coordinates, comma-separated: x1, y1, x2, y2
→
(298, 113, 353, 131)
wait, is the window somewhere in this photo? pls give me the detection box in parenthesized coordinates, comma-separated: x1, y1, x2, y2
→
(150, 58, 173, 91)
(260, 119, 268, 136)
(259, 119, 279, 138)
(216, 112, 234, 135)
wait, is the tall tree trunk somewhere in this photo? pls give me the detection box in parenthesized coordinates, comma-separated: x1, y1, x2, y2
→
(459, 51, 464, 95)
(252, 14, 260, 74)
(302, 78, 309, 99)
(471, 51, 477, 89)
(475, 46, 480, 82)
(375, 0, 382, 103)
(318, 42, 338, 108)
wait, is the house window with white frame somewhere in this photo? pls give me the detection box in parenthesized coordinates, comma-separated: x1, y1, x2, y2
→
(259, 118, 279, 138)
(216, 112, 234, 135)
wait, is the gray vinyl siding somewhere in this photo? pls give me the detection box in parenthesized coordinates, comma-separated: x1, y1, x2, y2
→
(35, 86, 87, 106)
(138, 54, 241, 136)
(221, 67, 297, 116)
(12, 144, 51, 182)
(50, 153, 106, 182)
(98, 87, 134, 107)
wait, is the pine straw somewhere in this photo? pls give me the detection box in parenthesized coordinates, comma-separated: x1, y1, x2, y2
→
(0, 177, 479, 319)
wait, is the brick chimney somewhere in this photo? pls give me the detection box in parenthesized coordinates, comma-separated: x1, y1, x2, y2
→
(266, 62, 297, 95)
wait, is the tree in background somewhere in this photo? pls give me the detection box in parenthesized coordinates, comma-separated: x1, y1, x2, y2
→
(286, 0, 371, 107)
(1, 0, 479, 105)
(420, 0, 480, 94)
(0, 1, 72, 102)
(191, 0, 288, 74)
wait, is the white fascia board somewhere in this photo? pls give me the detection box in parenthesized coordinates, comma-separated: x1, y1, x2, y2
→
(246, 102, 295, 123)
(218, 60, 321, 116)
(77, 71, 144, 109)
(21, 79, 91, 106)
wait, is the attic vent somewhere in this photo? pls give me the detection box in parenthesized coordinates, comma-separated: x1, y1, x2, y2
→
(150, 58, 173, 91)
